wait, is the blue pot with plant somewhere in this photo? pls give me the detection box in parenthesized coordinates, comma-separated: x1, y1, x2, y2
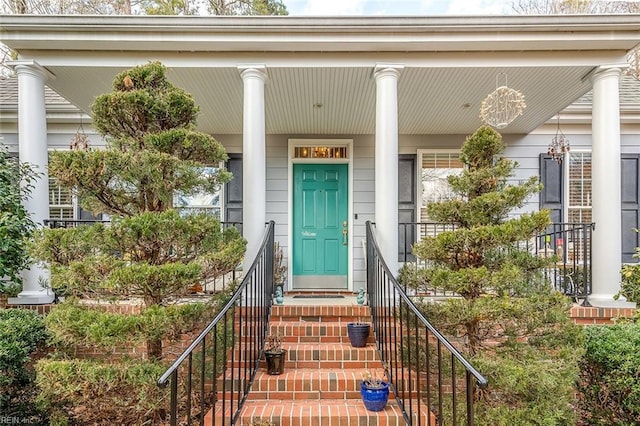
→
(360, 370, 389, 411)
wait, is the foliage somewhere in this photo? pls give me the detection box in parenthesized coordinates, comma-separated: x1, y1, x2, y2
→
(361, 369, 387, 389)
(401, 126, 581, 423)
(264, 332, 283, 353)
(36, 358, 169, 425)
(33, 211, 245, 304)
(578, 323, 640, 425)
(273, 241, 286, 284)
(44, 299, 212, 351)
(34, 62, 246, 361)
(0, 308, 49, 421)
(52, 62, 231, 217)
(0, 144, 39, 290)
(619, 236, 640, 304)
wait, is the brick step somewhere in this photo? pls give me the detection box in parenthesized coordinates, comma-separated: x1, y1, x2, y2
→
(270, 305, 370, 323)
(206, 398, 434, 426)
(268, 322, 376, 344)
(228, 343, 380, 369)
(250, 368, 367, 396)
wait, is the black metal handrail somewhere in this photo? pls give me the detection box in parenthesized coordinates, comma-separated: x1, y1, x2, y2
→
(157, 221, 275, 426)
(367, 221, 488, 426)
(44, 218, 242, 230)
(399, 221, 594, 299)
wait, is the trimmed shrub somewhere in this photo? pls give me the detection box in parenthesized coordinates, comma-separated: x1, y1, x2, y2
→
(36, 358, 169, 425)
(0, 308, 49, 421)
(578, 323, 640, 425)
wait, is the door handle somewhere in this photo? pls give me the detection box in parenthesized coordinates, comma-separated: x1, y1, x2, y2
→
(342, 221, 348, 245)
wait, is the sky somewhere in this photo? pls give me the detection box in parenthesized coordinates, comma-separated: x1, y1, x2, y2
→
(282, 0, 512, 16)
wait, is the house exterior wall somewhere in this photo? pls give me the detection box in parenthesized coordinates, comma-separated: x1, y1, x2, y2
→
(2, 118, 638, 292)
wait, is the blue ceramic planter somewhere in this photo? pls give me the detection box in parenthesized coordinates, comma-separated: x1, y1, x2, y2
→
(347, 322, 370, 348)
(360, 381, 389, 412)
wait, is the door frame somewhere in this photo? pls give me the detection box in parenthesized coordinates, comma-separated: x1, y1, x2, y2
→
(288, 139, 354, 291)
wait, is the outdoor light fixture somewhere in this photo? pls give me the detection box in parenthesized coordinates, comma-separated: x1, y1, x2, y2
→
(69, 115, 90, 151)
(479, 72, 526, 129)
(547, 114, 570, 164)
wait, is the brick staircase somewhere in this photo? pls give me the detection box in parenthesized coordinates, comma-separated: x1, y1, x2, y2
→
(206, 300, 432, 425)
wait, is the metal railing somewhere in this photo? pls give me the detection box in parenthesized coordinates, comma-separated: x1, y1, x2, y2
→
(366, 221, 488, 426)
(156, 221, 275, 426)
(399, 221, 594, 300)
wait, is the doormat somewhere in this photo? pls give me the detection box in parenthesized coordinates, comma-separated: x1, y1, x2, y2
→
(292, 295, 345, 299)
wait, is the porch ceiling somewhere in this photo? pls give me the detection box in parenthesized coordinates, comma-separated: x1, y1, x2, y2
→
(2, 14, 638, 136)
(45, 64, 594, 135)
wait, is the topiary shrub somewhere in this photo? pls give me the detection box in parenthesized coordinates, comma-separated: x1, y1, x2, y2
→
(401, 126, 583, 424)
(578, 323, 640, 425)
(0, 308, 49, 422)
(31, 61, 246, 424)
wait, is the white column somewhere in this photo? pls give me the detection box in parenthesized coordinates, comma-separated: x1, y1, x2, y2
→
(374, 64, 403, 275)
(239, 65, 267, 269)
(8, 60, 54, 304)
(589, 66, 630, 307)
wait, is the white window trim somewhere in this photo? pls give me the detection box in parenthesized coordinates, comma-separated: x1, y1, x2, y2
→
(416, 149, 462, 224)
(563, 150, 592, 224)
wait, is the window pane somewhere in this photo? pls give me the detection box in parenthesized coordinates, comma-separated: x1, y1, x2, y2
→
(567, 153, 592, 224)
(174, 166, 222, 218)
(420, 152, 463, 222)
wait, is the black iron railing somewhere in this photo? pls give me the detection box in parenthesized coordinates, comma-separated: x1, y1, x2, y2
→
(156, 220, 274, 426)
(43, 218, 109, 228)
(399, 221, 594, 299)
(366, 221, 488, 426)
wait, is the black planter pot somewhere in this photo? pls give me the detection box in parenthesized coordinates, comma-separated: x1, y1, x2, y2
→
(347, 322, 370, 348)
(265, 350, 286, 375)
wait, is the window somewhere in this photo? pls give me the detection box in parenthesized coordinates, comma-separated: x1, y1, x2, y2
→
(419, 151, 463, 222)
(49, 176, 74, 219)
(567, 152, 592, 223)
(174, 165, 223, 218)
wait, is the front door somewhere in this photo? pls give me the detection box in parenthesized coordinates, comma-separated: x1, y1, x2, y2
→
(292, 163, 348, 289)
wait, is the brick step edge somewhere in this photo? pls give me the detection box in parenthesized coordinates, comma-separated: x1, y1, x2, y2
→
(206, 399, 435, 426)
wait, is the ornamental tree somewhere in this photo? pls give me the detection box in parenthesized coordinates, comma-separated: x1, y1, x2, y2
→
(33, 62, 246, 361)
(401, 126, 583, 424)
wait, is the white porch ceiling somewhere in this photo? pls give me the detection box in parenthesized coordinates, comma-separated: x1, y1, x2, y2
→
(46, 64, 594, 135)
(3, 14, 638, 136)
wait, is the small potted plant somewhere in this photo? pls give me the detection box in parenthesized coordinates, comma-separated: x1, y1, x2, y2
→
(346, 322, 370, 347)
(361, 369, 389, 412)
(273, 242, 286, 305)
(264, 332, 286, 375)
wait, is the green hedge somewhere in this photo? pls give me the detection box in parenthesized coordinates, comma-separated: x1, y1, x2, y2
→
(0, 308, 49, 420)
(579, 322, 640, 425)
(36, 358, 169, 425)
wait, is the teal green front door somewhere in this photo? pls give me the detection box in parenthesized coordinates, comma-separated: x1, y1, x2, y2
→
(293, 163, 348, 289)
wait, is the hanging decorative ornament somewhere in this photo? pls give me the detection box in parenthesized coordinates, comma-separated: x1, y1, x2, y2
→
(547, 114, 570, 164)
(479, 72, 526, 129)
(626, 48, 640, 81)
(69, 115, 90, 151)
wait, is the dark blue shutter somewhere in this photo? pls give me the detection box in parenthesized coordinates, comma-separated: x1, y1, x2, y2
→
(398, 154, 416, 262)
(539, 154, 564, 224)
(621, 154, 640, 263)
(225, 154, 243, 234)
